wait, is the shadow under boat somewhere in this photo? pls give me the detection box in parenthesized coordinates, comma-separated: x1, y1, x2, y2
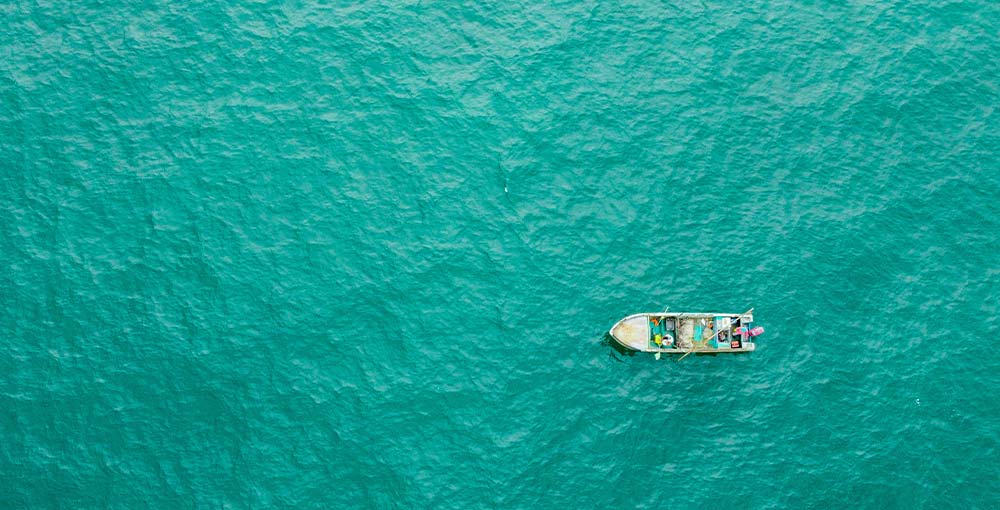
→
(601, 332, 636, 360)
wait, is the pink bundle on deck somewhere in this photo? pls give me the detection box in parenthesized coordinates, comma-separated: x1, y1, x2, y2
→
(734, 326, 765, 337)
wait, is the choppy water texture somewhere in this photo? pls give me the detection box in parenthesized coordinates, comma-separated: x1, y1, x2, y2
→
(3, 1, 1000, 508)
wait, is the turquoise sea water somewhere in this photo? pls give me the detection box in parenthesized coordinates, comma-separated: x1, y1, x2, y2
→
(3, 1, 999, 508)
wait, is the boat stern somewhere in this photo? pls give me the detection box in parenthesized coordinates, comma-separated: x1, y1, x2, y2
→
(609, 314, 650, 351)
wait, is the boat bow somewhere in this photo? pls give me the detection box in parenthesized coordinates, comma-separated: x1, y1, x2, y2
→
(609, 314, 650, 350)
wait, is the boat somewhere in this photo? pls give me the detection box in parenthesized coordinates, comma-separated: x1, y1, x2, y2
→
(609, 309, 762, 356)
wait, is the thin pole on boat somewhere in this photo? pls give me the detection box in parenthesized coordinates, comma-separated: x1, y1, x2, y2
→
(677, 343, 714, 362)
(677, 347, 700, 362)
